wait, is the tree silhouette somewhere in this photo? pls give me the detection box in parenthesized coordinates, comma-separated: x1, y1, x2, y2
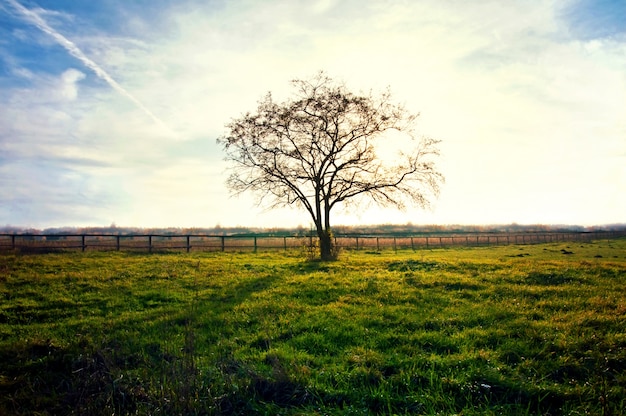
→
(218, 73, 443, 260)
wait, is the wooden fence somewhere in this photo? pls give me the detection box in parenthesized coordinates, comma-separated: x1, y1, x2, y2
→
(1, 231, 624, 253)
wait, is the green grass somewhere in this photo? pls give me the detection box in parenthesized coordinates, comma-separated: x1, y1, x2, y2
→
(1, 240, 625, 415)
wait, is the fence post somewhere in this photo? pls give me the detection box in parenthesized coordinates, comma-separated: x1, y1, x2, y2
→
(356, 237, 359, 251)
(221, 236, 225, 252)
(11, 235, 15, 250)
(393, 237, 397, 252)
(254, 236, 257, 253)
(376, 237, 380, 251)
(116, 235, 120, 251)
(149, 235, 153, 253)
(284, 236, 287, 251)
(82, 235, 86, 252)
(411, 237, 414, 251)
(186, 235, 190, 253)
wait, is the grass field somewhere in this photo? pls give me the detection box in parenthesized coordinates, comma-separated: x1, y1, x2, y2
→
(1, 239, 625, 415)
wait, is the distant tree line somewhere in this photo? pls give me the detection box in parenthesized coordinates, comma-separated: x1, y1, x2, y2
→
(2, 223, 625, 237)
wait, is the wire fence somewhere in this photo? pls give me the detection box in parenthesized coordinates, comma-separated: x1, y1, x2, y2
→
(1, 231, 625, 253)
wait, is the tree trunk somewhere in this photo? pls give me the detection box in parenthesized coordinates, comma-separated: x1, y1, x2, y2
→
(318, 229, 334, 261)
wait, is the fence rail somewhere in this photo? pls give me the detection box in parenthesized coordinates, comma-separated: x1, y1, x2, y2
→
(1, 231, 625, 253)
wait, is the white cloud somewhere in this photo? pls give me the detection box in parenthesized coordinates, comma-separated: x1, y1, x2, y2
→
(58, 68, 85, 100)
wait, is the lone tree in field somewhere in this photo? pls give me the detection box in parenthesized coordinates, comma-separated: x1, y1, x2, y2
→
(218, 73, 443, 260)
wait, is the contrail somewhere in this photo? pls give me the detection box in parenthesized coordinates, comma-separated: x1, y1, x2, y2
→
(5, 0, 169, 129)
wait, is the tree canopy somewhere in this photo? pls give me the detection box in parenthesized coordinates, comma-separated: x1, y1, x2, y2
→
(218, 73, 443, 260)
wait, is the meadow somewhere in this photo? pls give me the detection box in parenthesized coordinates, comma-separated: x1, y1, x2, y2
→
(1, 239, 625, 415)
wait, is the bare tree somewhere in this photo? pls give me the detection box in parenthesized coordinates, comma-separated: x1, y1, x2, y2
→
(218, 73, 444, 260)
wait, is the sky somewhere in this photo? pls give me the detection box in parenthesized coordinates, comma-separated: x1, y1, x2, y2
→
(1, 0, 625, 229)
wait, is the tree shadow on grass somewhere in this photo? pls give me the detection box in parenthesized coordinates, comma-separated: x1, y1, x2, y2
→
(204, 273, 280, 308)
(523, 271, 586, 286)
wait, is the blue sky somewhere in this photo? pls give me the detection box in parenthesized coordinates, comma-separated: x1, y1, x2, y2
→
(1, 0, 625, 229)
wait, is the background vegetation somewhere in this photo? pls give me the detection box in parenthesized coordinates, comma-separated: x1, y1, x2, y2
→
(3, 222, 626, 237)
(1, 239, 625, 415)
